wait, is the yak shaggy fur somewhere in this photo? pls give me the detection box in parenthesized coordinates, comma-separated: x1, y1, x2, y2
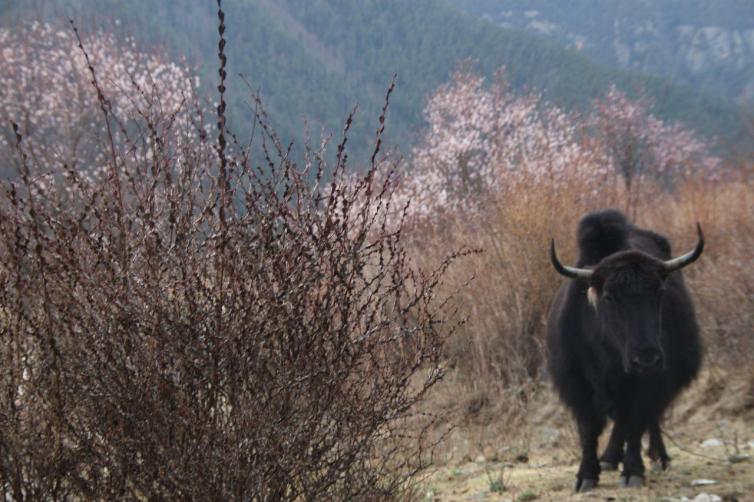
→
(547, 209, 702, 492)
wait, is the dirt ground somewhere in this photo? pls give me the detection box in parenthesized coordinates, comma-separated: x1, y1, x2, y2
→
(419, 370, 754, 501)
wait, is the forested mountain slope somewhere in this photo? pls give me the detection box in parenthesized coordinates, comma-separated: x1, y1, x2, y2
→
(452, 0, 754, 104)
(2, 0, 749, 161)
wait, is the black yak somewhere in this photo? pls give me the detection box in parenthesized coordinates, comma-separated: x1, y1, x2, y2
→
(547, 210, 703, 492)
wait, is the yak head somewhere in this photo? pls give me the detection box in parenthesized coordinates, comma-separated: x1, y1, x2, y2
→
(551, 224, 704, 375)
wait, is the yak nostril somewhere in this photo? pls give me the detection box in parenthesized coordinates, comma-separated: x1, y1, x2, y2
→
(632, 349, 661, 367)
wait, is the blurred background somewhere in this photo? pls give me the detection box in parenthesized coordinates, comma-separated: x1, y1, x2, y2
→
(3, 0, 753, 162)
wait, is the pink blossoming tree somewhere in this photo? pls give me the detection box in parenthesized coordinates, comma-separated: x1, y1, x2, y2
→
(400, 70, 719, 220)
(0, 22, 199, 190)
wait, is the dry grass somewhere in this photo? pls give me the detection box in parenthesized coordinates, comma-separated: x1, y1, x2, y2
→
(408, 163, 754, 466)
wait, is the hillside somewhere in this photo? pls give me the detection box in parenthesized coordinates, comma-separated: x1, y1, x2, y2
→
(1, 0, 750, 162)
(452, 0, 754, 105)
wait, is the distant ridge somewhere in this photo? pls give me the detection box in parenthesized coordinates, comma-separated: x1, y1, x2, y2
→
(452, 0, 754, 105)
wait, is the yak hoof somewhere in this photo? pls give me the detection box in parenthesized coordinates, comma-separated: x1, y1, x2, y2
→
(651, 456, 671, 471)
(574, 478, 597, 493)
(651, 459, 669, 472)
(600, 461, 619, 471)
(619, 475, 645, 488)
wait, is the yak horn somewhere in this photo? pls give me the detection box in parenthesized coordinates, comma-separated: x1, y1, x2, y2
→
(550, 240, 593, 280)
(663, 223, 704, 272)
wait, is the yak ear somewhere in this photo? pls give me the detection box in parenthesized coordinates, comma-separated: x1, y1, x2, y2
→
(586, 274, 604, 310)
(587, 286, 599, 310)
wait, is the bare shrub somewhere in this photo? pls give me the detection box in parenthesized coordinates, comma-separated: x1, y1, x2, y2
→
(0, 7, 460, 500)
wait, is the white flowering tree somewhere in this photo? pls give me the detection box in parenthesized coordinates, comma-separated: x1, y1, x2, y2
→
(591, 85, 720, 186)
(400, 71, 719, 219)
(399, 68, 606, 217)
(0, 22, 199, 187)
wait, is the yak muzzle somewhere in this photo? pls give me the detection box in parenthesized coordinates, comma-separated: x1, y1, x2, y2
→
(628, 347, 663, 375)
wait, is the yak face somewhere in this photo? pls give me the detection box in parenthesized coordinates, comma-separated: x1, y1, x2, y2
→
(589, 252, 668, 375)
(550, 222, 704, 375)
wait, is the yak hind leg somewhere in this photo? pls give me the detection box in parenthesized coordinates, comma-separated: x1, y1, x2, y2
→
(648, 421, 671, 471)
(619, 424, 647, 488)
(599, 421, 624, 471)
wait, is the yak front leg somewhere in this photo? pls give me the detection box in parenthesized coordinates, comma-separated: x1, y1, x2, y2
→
(573, 409, 606, 493)
(648, 421, 671, 470)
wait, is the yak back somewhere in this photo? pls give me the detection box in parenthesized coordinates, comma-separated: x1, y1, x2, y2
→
(576, 209, 671, 267)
